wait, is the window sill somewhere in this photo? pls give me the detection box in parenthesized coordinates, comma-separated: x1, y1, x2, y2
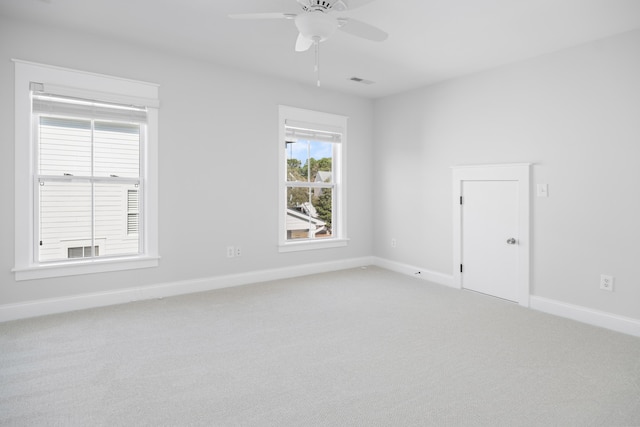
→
(12, 256, 160, 281)
(278, 238, 349, 253)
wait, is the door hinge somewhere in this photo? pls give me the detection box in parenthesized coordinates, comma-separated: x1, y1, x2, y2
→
(460, 264, 463, 273)
(460, 196, 463, 205)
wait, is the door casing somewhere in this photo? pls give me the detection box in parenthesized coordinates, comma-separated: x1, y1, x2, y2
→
(452, 164, 531, 307)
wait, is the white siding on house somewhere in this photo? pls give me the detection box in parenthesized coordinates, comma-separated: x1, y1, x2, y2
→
(39, 181, 139, 261)
(37, 117, 141, 262)
(285, 209, 326, 240)
(39, 117, 91, 176)
(94, 122, 140, 178)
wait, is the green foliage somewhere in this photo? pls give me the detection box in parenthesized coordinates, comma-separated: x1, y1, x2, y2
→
(314, 188, 332, 230)
(287, 159, 304, 181)
(287, 187, 309, 209)
(316, 157, 332, 172)
(300, 157, 331, 181)
(287, 158, 302, 169)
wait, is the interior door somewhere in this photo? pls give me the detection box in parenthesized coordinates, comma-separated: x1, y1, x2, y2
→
(461, 180, 519, 302)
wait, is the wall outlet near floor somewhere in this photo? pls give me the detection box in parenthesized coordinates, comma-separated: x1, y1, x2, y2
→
(226, 246, 235, 258)
(600, 274, 614, 291)
(391, 238, 397, 248)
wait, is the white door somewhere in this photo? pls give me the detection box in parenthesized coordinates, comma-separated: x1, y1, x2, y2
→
(461, 180, 519, 302)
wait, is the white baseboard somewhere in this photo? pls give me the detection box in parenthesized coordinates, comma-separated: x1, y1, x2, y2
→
(371, 258, 640, 338)
(372, 257, 455, 288)
(0, 256, 375, 323)
(4, 256, 639, 339)
(530, 296, 640, 338)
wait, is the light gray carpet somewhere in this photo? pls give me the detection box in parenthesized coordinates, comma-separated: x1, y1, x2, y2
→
(1, 266, 640, 426)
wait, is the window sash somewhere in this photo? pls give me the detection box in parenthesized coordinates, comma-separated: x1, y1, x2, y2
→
(285, 185, 335, 241)
(33, 107, 144, 263)
(35, 178, 144, 263)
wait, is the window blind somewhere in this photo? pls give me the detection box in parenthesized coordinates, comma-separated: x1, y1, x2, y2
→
(285, 119, 342, 143)
(31, 83, 147, 124)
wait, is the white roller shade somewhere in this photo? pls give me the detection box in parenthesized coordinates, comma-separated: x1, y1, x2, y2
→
(285, 119, 342, 143)
(31, 82, 148, 123)
(33, 82, 159, 108)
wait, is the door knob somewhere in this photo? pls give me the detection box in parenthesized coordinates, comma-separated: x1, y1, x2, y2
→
(506, 238, 517, 245)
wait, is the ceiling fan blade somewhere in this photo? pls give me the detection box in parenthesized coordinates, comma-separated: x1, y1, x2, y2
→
(337, 18, 388, 41)
(229, 12, 296, 20)
(295, 33, 314, 52)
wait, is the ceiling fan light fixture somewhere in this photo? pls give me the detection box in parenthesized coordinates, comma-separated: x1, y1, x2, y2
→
(295, 12, 338, 42)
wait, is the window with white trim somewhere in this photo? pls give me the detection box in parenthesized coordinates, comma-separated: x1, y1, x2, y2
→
(13, 60, 159, 280)
(278, 106, 347, 252)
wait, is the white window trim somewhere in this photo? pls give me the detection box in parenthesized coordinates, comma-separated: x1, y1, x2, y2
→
(278, 105, 348, 252)
(12, 59, 160, 281)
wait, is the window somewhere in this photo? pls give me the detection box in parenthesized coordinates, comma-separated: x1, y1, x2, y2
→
(278, 106, 347, 252)
(13, 60, 159, 280)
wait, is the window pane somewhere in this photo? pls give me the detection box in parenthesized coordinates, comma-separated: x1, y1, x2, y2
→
(39, 181, 92, 262)
(309, 141, 333, 184)
(286, 186, 331, 240)
(94, 182, 140, 256)
(286, 141, 309, 182)
(285, 139, 333, 183)
(313, 187, 333, 237)
(94, 122, 140, 178)
(39, 117, 91, 176)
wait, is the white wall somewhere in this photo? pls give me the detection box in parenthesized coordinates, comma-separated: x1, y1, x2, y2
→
(3, 15, 639, 326)
(0, 17, 373, 306)
(373, 29, 640, 320)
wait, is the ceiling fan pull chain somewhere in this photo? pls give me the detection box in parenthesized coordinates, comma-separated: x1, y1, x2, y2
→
(314, 37, 321, 87)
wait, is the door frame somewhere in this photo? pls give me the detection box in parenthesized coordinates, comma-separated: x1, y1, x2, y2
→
(452, 164, 531, 307)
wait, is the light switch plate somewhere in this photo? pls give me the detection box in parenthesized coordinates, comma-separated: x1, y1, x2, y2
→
(537, 184, 549, 197)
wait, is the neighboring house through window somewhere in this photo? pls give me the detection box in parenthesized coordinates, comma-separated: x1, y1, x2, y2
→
(13, 60, 159, 280)
(278, 105, 348, 252)
(68, 246, 100, 259)
(127, 189, 139, 236)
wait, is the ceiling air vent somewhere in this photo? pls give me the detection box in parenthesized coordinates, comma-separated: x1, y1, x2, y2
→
(349, 76, 375, 85)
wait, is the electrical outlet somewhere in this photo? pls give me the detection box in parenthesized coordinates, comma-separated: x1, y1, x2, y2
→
(391, 238, 397, 248)
(600, 274, 614, 292)
(226, 246, 235, 258)
(235, 247, 242, 257)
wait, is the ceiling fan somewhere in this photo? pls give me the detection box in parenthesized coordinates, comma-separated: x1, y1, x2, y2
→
(229, 0, 388, 86)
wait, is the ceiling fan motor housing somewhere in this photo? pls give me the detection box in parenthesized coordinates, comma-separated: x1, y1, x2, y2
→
(295, 11, 338, 42)
(301, 0, 344, 12)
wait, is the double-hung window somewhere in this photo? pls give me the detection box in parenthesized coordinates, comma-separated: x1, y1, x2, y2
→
(278, 106, 348, 252)
(13, 60, 159, 280)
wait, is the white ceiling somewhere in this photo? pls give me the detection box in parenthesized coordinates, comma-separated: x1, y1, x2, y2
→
(2, 0, 640, 98)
